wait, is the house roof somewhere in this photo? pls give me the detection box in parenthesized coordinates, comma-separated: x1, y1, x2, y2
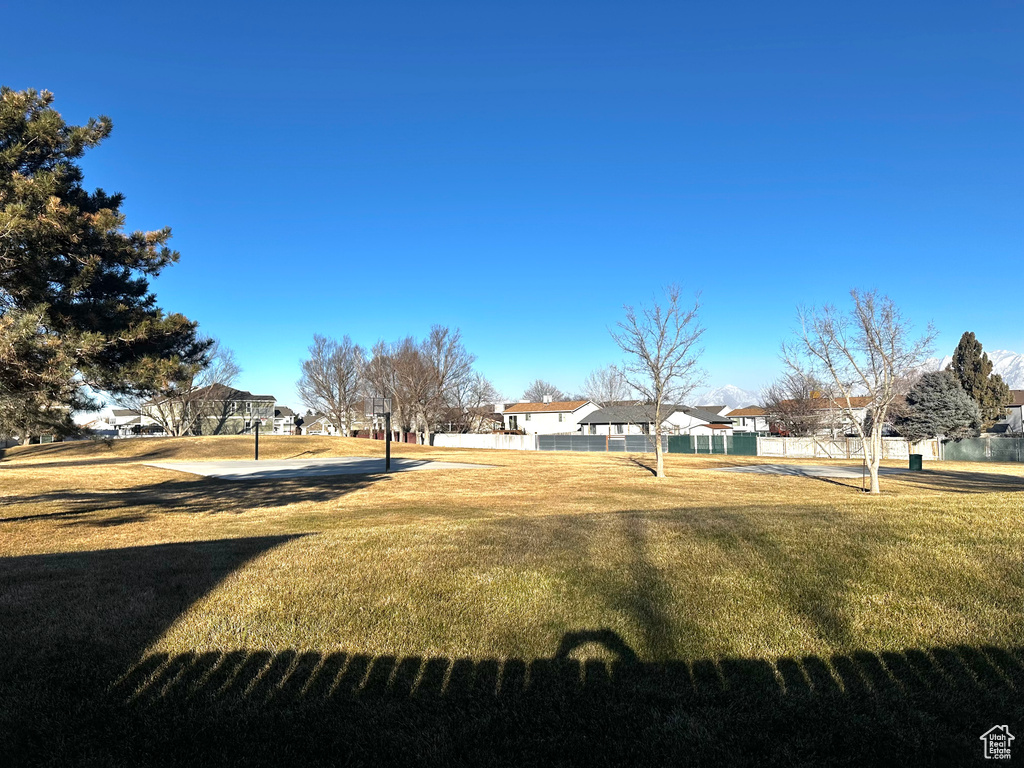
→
(111, 408, 140, 417)
(1009, 390, 1024, 407)
(696, 404, 727, 415)
(578, 404, 733, 426)
(145, 383, 275, 406)
(504, 400, 592, 414)
(578, 404, 679, 425)
(275, 406, 296, 418)
(196, 383, 275, 401)
(678, 405, 734, 424)
(727, 406, 766, 417)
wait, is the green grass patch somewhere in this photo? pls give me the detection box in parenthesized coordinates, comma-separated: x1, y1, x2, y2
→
(1, 437, 1023, 765)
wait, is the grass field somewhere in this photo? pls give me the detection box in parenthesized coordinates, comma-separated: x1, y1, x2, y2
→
(2, 436, 1023, 766)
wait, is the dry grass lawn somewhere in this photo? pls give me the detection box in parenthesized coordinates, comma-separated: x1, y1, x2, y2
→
(2, 436, 1023, 766)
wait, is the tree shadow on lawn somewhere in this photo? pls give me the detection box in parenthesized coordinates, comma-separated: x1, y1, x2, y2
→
(890, 467, 1024, 494)
(0, 474, 384, 524)
(0, 441, 184, 466)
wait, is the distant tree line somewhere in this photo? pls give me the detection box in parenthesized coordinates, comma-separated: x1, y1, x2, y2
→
(297, 326, 499, 444)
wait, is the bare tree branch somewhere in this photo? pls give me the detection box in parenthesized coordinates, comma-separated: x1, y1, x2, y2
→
(786, 289, 935, 493)
(610, 285, 705, 478)
(297, 334, 365, 437)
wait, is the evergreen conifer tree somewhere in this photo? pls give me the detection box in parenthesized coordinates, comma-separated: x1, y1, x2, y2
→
(1, 87, 207, 439)
(947, 332, 1012, 427)
(895, 370, 981, 442)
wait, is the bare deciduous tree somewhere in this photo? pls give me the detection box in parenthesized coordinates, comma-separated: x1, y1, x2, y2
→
(522, 379, 566, 403)
(297, 334, 365, 437)
(421, 325, 475, 445)
(447, 372, 501, 432)
(759, 370, 828, 436)
(785, 289, 935, 494)
(124, 338, 241, 436)
(583, 364, 632, 406)
(363, 328, 485, 442)
(611, 285, 705, 478)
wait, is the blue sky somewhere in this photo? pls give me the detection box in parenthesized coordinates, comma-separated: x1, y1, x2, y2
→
(4, 1, 1022, 409)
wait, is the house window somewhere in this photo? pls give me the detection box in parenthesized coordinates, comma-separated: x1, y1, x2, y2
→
(615, 424, 624, 434)
(589, 424, 596, 435)
(558, 413, 565, 422)
(525, 413, 531, 421)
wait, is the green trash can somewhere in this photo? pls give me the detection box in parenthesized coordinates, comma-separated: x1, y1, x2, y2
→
(909, 454, 923, 471)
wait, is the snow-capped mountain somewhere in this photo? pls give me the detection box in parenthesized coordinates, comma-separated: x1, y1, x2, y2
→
(693, 385, 761, 410)
(922, 349, 1024, 389)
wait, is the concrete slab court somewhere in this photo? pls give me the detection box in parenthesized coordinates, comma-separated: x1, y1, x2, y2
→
(145, 457, 493, 481)
(713, 463, 911, 479)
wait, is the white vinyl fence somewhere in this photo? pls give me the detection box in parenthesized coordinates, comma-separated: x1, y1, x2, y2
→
(433, 433, 538, 451)
(756, 436, 940, 460)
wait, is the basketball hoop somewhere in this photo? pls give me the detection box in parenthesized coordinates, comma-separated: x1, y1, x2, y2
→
(367, 396, 392, 416)
(364, 395, 392, 472)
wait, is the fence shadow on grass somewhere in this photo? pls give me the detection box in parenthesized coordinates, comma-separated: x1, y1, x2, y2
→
(113, 635, 1024, 708)
(95, 633, 1024, 767)
(3, 532, 1024, 766)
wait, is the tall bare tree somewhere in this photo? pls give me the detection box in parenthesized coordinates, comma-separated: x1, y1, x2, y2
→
(391, 337, 433, 441)
(611, 285, 705, 478)
(759, 370, 828, 436)
(583, 364, 632, 406)
(297, 334, 365, 437)
(522, 379, 566, 402)
(448, 372, 501, 432)
(421, 325, 475, 445)
(122, 338, 241, 436)
(363, 340, 402, 436)
(785, 289, 935, 494)
(363, 329, 483, 442)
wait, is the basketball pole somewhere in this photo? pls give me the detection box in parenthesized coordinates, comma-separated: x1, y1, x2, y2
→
(385, 412, 391, 472)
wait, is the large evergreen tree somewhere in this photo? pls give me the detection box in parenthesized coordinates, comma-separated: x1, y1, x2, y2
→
(947, 331, 1012, 427)
(0, 87, 207, 439)
(895, 370, 981, 442)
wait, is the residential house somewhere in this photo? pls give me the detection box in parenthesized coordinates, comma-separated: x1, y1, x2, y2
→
(990, 390, 1024, 434)
(577, 404, 734, 436)
(111, 408, 164, 437)
(672, 406, 736, 435)
(502, 399, 600, 435)
(273, 406, 297, 435)
(143, 384, 276, 436)
(300, 413, 338, 436)
(726, 406, 770, 434)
